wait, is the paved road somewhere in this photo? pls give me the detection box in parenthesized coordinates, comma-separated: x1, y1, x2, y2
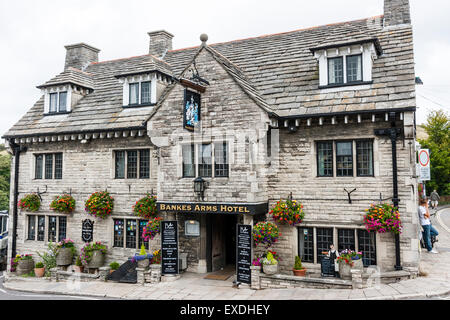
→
(0, 271, 104, 300)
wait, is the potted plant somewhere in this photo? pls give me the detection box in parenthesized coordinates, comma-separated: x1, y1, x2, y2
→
(50, 194, 76, 213)
(14, 254, 34, 276)
(336, 249, 364, 280)
(34, 262, 45, 278)
(131, 244, 152, 269)
(18, 194, 41, 212)
(142, 217, 163, 241)
(269, 198, 305, 226)
(79, 241, 107, 269)
(133, 194, 157, 219)
(55, 238, 76, 266)
(85, 191, 114, 219)
(252, 221, 280, 248)
(293, 256, 306, 276)
(74, 257, 84, 273)
(261, 252, 278, 275)
(37, 242, 58, 277)
(109, 261, 120, 274)
(363, 203, 402, 234)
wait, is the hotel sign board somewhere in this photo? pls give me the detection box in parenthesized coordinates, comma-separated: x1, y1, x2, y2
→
(161, 221, 179, 275)
(157, 202, 268, 216)
(236, 224, 252, 284)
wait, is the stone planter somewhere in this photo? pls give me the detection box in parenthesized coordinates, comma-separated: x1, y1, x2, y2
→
(34, 267, 45, 278)
(137, 259, 150, 269)
(87, 250, 105, 269)
(262, 263, 278, 275)
(338, 258, 363, 280)
(16, 258, 34, 276)
(56, 247, 74, 266)
(293, 268, 306, 277)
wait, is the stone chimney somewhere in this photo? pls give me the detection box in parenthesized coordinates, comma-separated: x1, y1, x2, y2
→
(147, 30, 174, 58)
(384, 0, 411, 27)
(64, 43, 100, 71)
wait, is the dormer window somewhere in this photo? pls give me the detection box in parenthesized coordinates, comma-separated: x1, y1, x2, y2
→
(128, 81, 152, 106)
(49, 91, 68, 113)
(311, 38, 382, 90)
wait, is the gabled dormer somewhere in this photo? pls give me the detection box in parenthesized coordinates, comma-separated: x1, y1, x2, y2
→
(310, 38, 383, 89)
(37, 43, 98, 115)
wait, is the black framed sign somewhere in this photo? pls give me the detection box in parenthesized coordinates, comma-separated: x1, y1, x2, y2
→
(81, 219, 94, 243)
(183, 89, 201, 131)
(161, 221, 179, 275)
(236, 224, 252, 284)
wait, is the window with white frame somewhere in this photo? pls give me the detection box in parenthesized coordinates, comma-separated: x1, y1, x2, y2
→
(182, 142, 229, 178)
(48, 91, 68, 113)
(312, 41, 380, 88)
(122, 76, 155, 107)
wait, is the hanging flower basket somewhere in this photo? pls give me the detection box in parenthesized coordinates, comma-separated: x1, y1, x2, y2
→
(85, 191, 114, 219)
(133, 194, 157, 219)
(269, 199, 305, 226)
(252, 221, 280, 248)
(50, 194, 76, 214)
(363, 203, 402, 234)
(18, 194, 41, 212)
(142, 217, 162, 241)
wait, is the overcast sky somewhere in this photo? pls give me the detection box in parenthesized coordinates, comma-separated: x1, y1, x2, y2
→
(1, 0, 449, 139)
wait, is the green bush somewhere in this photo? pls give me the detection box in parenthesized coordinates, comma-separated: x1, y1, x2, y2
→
(109, 262, 120, 270)
(35, 262, 44, 268)
(294, 256, 304, 270)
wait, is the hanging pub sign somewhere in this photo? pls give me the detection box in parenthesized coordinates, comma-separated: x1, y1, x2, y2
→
(183, 89, 201, 131)
(161, 221, 179, 275)
(236, 224, 252, 284)
(81, 219, 94, 243)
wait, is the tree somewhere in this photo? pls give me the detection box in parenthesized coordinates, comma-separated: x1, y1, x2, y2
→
(418, 110, 450, 195)
(0, 145, 11, 211)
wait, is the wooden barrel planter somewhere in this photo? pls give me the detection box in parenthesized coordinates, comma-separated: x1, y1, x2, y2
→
(87, 250, 105, 269)
(16, 259, 34, 276)
(338, 258, 364, 280)
(56, 247, 74, 266)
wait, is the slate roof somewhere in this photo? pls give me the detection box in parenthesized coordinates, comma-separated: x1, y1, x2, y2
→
(36, 67, 95, 89)
(4, 15, 416, 138)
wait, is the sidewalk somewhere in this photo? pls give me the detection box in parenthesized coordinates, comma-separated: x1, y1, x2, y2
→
(4, 207, 450, 300)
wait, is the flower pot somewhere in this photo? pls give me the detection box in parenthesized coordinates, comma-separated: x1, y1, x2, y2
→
(87, 250, 105, 269)
(16, 259, 34, 276)
(34, 267, 45, 278)
(73, 265, 84, 273)
(293, 268, 306, 277)
(137, 259, 150, 269)
(338, 258, 363, 280)
(262, 263, 278, 275)
(56, 247, 74, 266)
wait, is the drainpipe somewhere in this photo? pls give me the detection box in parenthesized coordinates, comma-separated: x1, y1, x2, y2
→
(375, 112, 403, 271)
(9, 140, 27, 259)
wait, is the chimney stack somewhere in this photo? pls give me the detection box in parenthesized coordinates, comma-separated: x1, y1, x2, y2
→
(147, 30, 173, 58)
(64, 43, 100, 71)
(384, 0, 411, 27)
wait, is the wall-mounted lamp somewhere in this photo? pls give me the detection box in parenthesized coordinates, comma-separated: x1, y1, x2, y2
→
(194, 177, 206, 201)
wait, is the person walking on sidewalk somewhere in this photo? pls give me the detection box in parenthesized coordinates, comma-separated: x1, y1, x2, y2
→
(430, 190, 440, 209)
(419, 197, 439, 254)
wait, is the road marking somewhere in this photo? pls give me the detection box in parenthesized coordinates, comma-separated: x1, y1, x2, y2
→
(436, 209, 450, 233)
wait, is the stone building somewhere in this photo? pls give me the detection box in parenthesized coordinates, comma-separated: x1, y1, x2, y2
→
(4, 0, 420, 278)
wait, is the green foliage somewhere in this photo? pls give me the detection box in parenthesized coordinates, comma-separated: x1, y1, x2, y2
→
(294, 256, 304, 270)
(133, 194, 157, 219)
(0, 151, 11, 211)
(37, 242, 58, 277)
(262, 251, 278, 265)
(109, 261, 120, 270)
(139, 244, 147, 256)
(418, 110, 450, 195)
(35, 262, 44, 268)
(75, 257, 83, 267)
(18, 194, 41, 212)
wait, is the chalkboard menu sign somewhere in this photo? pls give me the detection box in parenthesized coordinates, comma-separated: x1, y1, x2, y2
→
(161, 221, 178, 275)
(82, 219, 94, 243)
(236, 224, 252, 284)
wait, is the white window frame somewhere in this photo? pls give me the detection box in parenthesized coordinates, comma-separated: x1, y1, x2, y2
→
(43, 86, 72, 114)
(121, 74, 156, 107)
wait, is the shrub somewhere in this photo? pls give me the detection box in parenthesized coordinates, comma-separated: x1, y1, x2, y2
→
(85, 191, 114, 219)
(35, 262, 44, 269)
(261, 252, 278, 265)
(133, 194, 157, 219)
(18, 194, 41, 212)
(294, 256, 304, 270)
(37, 242, 58, 277)
(50, 194, 75, 213)
(109, 262, 120, 270)
(139, 244, 147, 256)
(75, 257, 83, 267)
